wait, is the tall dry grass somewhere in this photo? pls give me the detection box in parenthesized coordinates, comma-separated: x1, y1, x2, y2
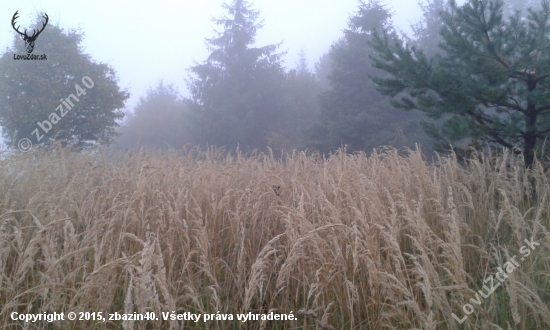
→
(0, 145, 549, 329)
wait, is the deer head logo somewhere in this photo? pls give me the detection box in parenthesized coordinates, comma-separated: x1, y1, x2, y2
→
(11, 11, 49, 54)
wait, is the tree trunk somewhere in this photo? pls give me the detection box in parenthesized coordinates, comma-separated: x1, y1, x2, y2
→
(523, 124, 536, 169)
(524, 78, 538, 200)
(524, 77, 538, 169)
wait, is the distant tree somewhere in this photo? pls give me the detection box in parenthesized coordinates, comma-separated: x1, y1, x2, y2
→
(112, 81, 188, 150)
(267, 52, 321, 152)
(0, 17, 128, 150)
(314, 52, 332, 91)
(314, 39, 346, 91)
(186, 0, 287, 152)
(410, 0, 541, 57)
(295, 49, 310, 74)
(410, 0, 448, 57)
(370, 0, 550, 168)
(312, 0, 430, 154)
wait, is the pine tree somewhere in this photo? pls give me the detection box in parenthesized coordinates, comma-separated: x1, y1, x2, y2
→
(186, 0, 287, 151)
(503, 0, 541, 16)
(370, 0, 550, 168)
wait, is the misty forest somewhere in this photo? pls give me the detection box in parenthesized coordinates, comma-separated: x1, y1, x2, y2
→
(1, 0, 550, 329)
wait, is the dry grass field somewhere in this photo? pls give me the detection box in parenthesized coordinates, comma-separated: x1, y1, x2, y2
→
(0, 146, 549, 329)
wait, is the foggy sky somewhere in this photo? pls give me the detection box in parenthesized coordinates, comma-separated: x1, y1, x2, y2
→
(0, 0, 440, 114)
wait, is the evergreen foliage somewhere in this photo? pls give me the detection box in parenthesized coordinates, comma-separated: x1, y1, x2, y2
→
(267, 53, 321, 152)
(370, 0, 550, 168)
(312, 0, 430, 154)
(411, 0, 448, 57)
(186, 0, 288, 152)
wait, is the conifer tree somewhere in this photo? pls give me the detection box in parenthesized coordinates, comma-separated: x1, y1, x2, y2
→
(186, 0, 287, 151)
(411, 0, 447, 57)
(370, 0, 550, 168)
(312, 0, 429, 153)
(267, 53, 320, 152)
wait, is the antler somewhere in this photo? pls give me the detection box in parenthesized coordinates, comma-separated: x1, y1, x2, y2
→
(11, 11, 26, 37)
(29, 13, 49, 39)
(11, 11, 49, 40)
(11, 11, 49, 53)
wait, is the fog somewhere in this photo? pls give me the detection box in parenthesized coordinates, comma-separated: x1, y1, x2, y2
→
(1, 2, 548, 327)
(0, 0, 433, 111)
(0, 0, 473, 152)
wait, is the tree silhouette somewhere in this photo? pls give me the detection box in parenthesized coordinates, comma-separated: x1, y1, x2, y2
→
(0, 18, 128, 151)
(370, 0, 550, 168)
(113, 81, 188, 150)
(186, 0, 287, 151)
(312, 0, 430, 153)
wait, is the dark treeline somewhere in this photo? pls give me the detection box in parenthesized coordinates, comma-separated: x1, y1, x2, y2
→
(1, 0, 549, 165)
(114, 0, 550, 166)
(112, 0, 436, 156)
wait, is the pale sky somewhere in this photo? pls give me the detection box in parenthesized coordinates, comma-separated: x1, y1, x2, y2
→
(0, 0, 436, 114)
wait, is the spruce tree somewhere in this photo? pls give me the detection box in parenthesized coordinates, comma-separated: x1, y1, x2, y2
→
(268, 53, 320, 152)
(186, 0, 287, 151)
(411, 0, 448, 57)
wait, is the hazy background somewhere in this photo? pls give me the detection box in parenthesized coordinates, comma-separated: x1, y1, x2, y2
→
(0, 0, 436, 112)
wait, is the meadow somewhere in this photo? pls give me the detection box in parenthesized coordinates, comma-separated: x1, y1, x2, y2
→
(0, 146, 549, 329)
